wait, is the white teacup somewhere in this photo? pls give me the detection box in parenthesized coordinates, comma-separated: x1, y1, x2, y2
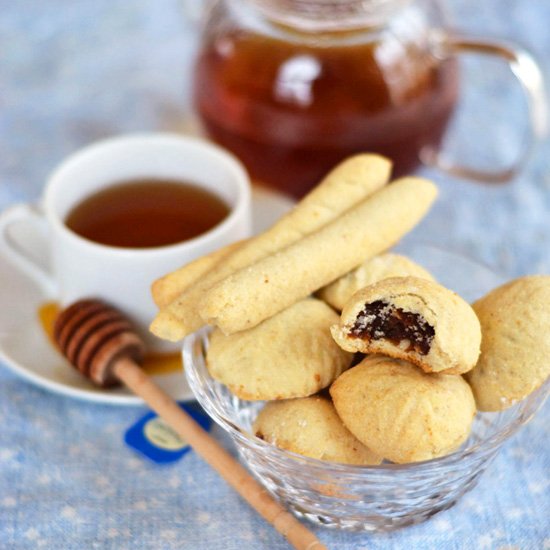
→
(0, 133, 252, 351)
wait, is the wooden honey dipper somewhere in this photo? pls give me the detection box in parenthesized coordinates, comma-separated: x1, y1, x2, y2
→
(54, 299, 327, 550)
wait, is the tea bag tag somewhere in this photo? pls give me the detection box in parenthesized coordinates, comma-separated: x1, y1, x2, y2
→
(124, 402, 212, 464)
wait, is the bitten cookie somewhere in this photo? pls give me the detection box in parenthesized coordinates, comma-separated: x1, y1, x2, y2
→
(318, 253, 435, 311)
(330, 356, 476, 464)
(206, 298, 353, 400)
(465, 276, 550, 411)
(331, 276, 481, 374)
(253, 396, 382, 465)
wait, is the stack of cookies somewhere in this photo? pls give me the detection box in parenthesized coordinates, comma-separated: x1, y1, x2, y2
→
(150, 154, 550, 465)
(228, 264, 483, 465)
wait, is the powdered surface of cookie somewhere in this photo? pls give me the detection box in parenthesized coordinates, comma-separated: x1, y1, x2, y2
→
(206, 298, 352, 400)
(319, 252, 434, 311)
(253, 396, 382, 465)
(466, 275, 550, 411)
(201, 177, 437, 335)
(330, 356, 476, 464)
(331, 276, 481, 374)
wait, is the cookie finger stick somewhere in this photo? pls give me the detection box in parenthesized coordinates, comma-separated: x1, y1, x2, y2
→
(55, 300, 327, 550)
(151, 240, 244, 308)
(201, 177, 438, 335)
(151, 154, 392, 341)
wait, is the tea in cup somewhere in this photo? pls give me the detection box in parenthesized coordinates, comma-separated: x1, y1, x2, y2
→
(0, 133, 252, 351)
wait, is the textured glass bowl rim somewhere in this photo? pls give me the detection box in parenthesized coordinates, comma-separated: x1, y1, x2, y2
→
(182, 246, 550, 475)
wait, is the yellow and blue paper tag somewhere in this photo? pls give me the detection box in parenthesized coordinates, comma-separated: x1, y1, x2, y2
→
(125, 403, 212, 464)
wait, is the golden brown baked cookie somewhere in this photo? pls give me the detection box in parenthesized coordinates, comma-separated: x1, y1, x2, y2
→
(318, 253, 435, 311)
(206, 298, 353, 400)
(330, 356, 476, 464)
(200, 178, 437, 336)
(253, 396, 382, 465)
(151, 240, 244, 308)
(330, 276, 481, 374)
(465, 276, 550, 411)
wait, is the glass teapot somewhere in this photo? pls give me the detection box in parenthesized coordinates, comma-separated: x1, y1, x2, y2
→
(191, 0, 546, 197)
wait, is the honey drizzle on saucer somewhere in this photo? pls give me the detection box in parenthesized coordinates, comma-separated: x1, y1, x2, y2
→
(38, 302, 182, 376)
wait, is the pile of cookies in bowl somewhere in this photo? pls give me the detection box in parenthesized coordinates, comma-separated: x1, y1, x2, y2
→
(152, 154, 550, 531)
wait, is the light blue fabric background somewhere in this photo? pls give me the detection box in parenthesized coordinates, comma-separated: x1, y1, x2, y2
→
(1, 1, 549, 548)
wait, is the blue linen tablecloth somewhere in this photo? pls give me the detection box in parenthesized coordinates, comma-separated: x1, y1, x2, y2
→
(1, 1, 549, 548)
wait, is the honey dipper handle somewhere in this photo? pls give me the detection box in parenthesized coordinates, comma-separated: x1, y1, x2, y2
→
(113, 357, 327, 550)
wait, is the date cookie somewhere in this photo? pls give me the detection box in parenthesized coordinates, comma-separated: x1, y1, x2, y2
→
(465, 276, 550, 411)
(330, 276, 481, 374)
(330, 356, 476, 463)
(253, 396, 382, 465)
(318, 252, 434, 311)
(206, 297, 353, 400)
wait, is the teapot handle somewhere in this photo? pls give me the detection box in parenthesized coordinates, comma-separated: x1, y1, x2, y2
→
(423, 32, 548, 183)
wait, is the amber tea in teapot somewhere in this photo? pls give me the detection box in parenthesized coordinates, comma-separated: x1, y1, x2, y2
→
(193, 0, 544, 197)
(194, 2, 458, 197)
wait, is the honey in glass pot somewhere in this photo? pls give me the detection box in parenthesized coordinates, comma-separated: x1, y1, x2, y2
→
(194, 0, 459, 197)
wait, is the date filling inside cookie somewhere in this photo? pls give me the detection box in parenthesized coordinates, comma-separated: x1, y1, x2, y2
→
(349, 300, 435, 354)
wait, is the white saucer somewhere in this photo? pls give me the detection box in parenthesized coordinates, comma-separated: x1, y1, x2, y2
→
(0, 186, 293, 406)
